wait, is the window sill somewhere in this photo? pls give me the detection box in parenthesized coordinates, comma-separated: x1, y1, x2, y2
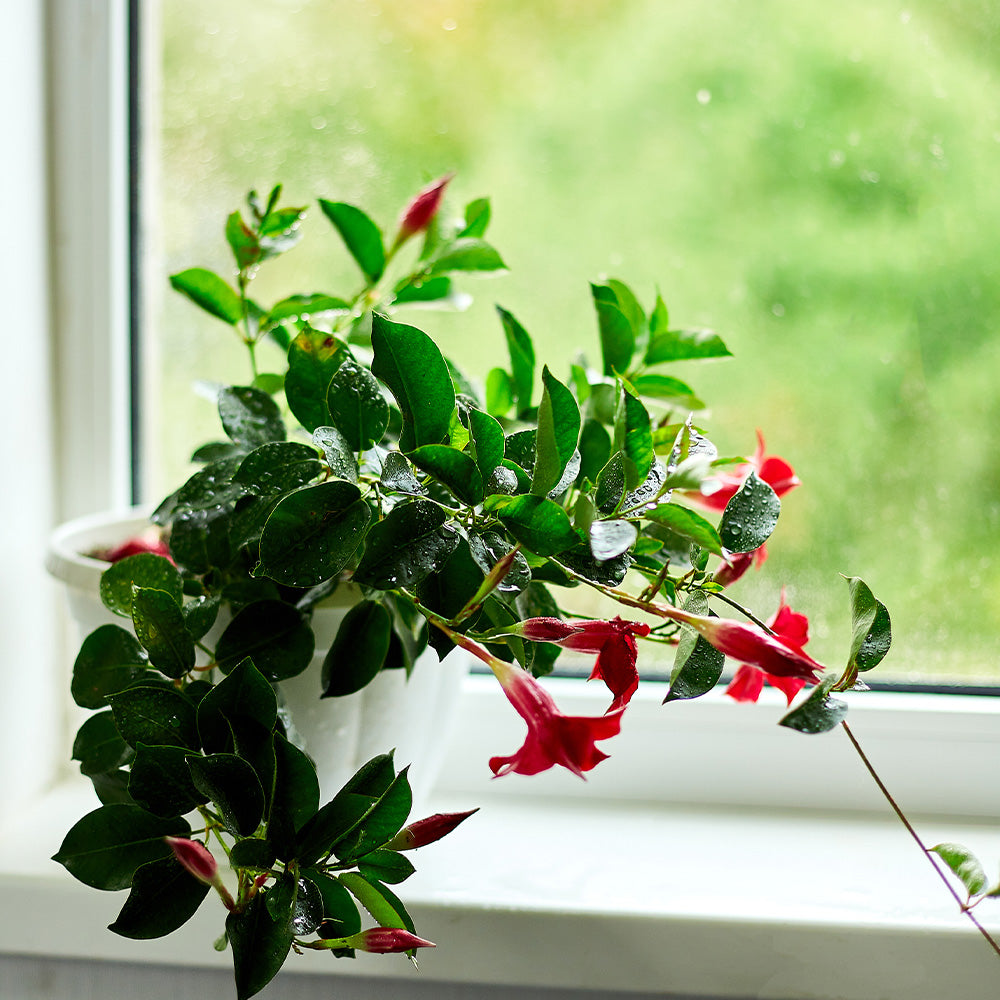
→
(4, 678, 1000, 999)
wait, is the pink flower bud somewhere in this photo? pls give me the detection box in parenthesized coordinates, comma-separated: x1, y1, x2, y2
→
(516, 617, 584, 642)
(347, 928, 437, 953)
(165, 836, 217, 884)
(394, 173, 453, 245)
(388, 808, 479, 851)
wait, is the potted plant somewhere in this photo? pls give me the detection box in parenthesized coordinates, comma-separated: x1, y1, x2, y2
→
(50, 175, 1000, 998)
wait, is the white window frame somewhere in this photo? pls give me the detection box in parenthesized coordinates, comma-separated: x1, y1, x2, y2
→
(3, 4, 1000, 997)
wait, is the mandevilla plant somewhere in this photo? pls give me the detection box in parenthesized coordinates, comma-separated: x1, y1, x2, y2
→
(54, 175, 1000, 997)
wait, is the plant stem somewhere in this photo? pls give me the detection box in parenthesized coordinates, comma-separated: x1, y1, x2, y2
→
(840, 720, 1000, 961)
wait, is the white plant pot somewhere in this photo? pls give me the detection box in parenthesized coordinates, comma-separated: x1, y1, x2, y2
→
(46, 507, 469, 805)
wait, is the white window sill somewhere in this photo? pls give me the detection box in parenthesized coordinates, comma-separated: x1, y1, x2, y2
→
(3, 678, 1000, 999)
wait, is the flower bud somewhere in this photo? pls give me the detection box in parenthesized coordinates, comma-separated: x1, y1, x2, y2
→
(393, 173, 453, 247)
(347, 928, 436, 953)
(515, 617, 584, 642)
(165, 836, 218, 884)
(387, 808, 479, 851)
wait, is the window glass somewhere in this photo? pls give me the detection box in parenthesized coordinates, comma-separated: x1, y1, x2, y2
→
(152, 0, 1000, 683)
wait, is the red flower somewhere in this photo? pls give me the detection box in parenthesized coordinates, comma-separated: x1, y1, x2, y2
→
(101, 531, 173, 564)
(725, 592, 813, 704)
(166, 836, 218, 883)
(392, 173, 453, 249)
(488, 655, 623, 778)
(387, 808, 479, 850)
(690, 430, 799, 513)
(713, 545, 768, 588)
(347, 928, 436, 953)
(660, 604, 824, 684)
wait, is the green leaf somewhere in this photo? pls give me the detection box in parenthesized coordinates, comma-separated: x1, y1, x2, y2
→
(169, 268, 243, 325)
(109, 855, 210, 940)
(644, 326, 732, 364)
(215, 601, 314, 682)
(230, 839, 277, 870)
(226, 211, 261, 269)
(268, 734, 320, 859)
(496, 306, 535, 417)
(489, 494, 580, 556)
(531, 366, 581, 496)
(930, 843, 989, 899)
(72, 711, 131, 776)
(719, 470, 780, 553)
(188, 753, 266, 837)
(663, 594, 726, 702)
(621, 460, 669, 513)
(327, 358, 390, 451)
(264, 293, 349, 326)
(100, 554, 183, 618)
(614, 380, 654, 488)
(312, 425, 359, 484)
(409, 444, 484, 506)
(305, 872, 362, 937)
(227, 892, 293, 1000)
(631, 373, 704, 409)
(197, 657, 277, 756)
(592, 282, 636, 377)
(353, 498, 460, 590)
(174, 457, 247, 513)
(392, 274, 455, 305)
(72, 625, 151, 709)
(339, 872, 415, 932)
(428, 237, 506, 274)
(357, 848, 416, 885)
(371, 314, 456, 451)
(459, 197, 491, 237)
(52, 803, 189, 890)
(589, 519, 638, 561)
(333, 768, 412, 862)
(845, 576, 892, 673)
(219, 386, 286, 449)
(555, 543, 630, 588)
(577, 418, 613, 485)
(594, 453, 626, 513)
(467, 407, 505, 481)
(468, 529, 531, 594)
(485, 366, 514, 418)
(285, 327, 351, 434)
(321, 600, 392, 697)
(131, 588, 195, 679)
(183, 595, 220, 639)
(644, 503, 724, 556)
(107, 684, 200, 750)
(234, 442, 323, 496)
(256, 480, 371, 587)
(379, 451, 426, 495)
(319, 199, 385, 283)
(128, 743, 206, 817)
(778, 676, 848, 734)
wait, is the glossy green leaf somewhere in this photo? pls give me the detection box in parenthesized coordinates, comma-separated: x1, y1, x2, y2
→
(614, 381, 654, 488)
(264, 293, 349, 326)
(631, 373, 704, 409)
(230, 839, 276, 870)
(428, 237, 506, 274)
(379, 451, 425, 496)
(589, 519, 638, 561)
(846, 576, 892, 673)
(319, 199, 385, 282)
(188, 753, 266, 837)
(256, 480, 371, 587)
(234, 442, 323, 496)
(489, 494, 580, 556)
(321, 600, 392, 697)
(227, 892, 294, 1000)
(306, 872, 362, 937)
(312, 425, 358, 484)
(663, 594, 726, 703)
(107, 684, 200, 751)
(71, 625, 151, 709)
(219, 386, 286, 449)
(357, 848, 416, 885)
(197, 658, 277, 756)
(72, 711, 131, 776)
(131, 587, 195, 679)
(645, 503, 724, 556)
(182, 595, 220, 640)
(371, 314, 456, 451)
(99, 553, 183, 618)
(556, 543, 630, 587)
(339, 872, 415, 932)
(392, 274, 454, 305)
(226, 211, 261, 269)
(644, 326, 733, 364)
(109, 854, 211, 940)
(215, 601, 314, 682)
(327, 358, 390, 451)
(174, 457, 247, 513)
(577, 418, 613, 485)
(531, 366, 581, 497)
(592, 282, 636, 377)
(594, 453, 626, 513)
(285, 327, 350, 433)
(268, 734, 320, 859)
(127, 743, 206, 817)
(467, 407, 505, 481)
(778, 676, 848, 734)
(409, 444, 484, 505)
(621, 460, 669, 513)
(353, 498, 460, 590)
(169, 268, 243, 325)
(496, 306, 535, 416)
(52, 803, 190, 891)
(333, 768, 412, 862)
(485, 366, 514, 418)
(468, 529, 531, 594)
(459, 196, 491, 237)
(930, 843, 988, 899)
(719, 470, 780, 553)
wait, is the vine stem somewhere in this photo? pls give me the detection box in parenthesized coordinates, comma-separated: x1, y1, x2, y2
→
(840, 720, 1000, 960)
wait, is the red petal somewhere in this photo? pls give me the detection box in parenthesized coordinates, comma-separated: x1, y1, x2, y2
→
(725, 665, 765, 702)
